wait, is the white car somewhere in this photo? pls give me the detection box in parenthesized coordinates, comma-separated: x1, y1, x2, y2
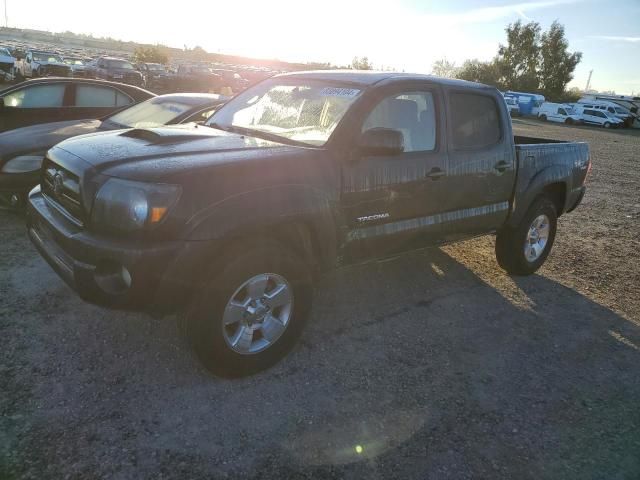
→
(538, 102, 583, 125)
(573, 105, 624, 128)
(504, 96, 520, 117)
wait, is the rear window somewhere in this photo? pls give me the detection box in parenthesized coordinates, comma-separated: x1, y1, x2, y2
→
(450, 92, 501, 149)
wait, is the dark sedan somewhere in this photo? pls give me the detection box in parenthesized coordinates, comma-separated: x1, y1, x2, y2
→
(0, 77, 154, 132)
(0, 93, 227, 208)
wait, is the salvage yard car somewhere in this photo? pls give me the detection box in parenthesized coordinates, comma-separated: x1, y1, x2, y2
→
(0, 77, 153, 132)
(26, 71, 591, 377)
(15, 50, 71, 80)
(0, 93, 227, 208)
(0, 46, 16, 82)
(88, 57, 144, 87)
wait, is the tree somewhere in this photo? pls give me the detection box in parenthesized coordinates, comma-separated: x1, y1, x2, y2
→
(351, 56, 373, 70)
(496, 20, 541, 92)
(133, 46, 168, 65)
(431, 58, 458, 78)
(456, 59, 503, 89)
(538, 21, 583, 99)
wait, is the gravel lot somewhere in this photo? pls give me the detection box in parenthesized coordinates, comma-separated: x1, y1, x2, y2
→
(1, 119, 639, 479)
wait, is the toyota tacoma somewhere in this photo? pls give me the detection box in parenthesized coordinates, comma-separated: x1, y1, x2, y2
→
(27, 71, 590, 377)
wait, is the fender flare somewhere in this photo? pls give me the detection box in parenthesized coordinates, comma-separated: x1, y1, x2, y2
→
(184, 184, 340, 269)
(508, 165, 569, 228)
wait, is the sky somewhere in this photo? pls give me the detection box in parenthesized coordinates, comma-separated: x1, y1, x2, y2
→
(4, 0, 640, 94)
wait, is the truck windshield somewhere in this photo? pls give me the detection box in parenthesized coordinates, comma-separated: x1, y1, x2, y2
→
(33, 53, 63, 63)
(106, 60, 134, 70)
(106, 98, 194, 128)
(207, 80, 362, 146)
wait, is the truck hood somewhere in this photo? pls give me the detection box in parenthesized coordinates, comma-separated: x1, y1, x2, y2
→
(0, 54, 15, 64)
(52, 125, 306, 181)
(0, 119, 102, 162)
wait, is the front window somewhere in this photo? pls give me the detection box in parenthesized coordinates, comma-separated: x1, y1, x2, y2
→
(33, 52, 63, 63)
(0, 48, 11, 57)
(207, 80, 362, 146)
(106, 97, 196, 128)
(106, 60, 134, 70)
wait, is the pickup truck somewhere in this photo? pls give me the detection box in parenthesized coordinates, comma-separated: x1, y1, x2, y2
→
(27, 71, 590, 377)
(15, 50, 71, 80)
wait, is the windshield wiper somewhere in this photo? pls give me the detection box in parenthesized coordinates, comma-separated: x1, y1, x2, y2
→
(206, 123, 312, 147)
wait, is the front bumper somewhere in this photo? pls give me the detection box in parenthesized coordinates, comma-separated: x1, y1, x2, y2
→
(26, 187, 211, 312)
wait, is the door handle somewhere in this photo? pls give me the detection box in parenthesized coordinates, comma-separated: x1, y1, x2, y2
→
(494, 161, 510, 173)
(426, 167, 446, 180)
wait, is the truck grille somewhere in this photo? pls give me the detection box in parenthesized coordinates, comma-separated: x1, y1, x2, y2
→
(42, 158, 84, 225)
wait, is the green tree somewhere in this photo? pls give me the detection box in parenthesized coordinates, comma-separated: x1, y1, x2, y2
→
(538, 21, 582, 99)
(133, 46, 168, 64)
(496, 20, 541, 92)
(456, 59, 503, 89)
(351, 56, 373, 70)
(431, 58, 458, 78)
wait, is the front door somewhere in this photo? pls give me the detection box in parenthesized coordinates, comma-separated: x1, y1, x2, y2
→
(340, 84, 451, 261)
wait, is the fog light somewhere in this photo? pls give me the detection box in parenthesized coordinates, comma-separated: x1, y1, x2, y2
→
(94, 260, 132, 295)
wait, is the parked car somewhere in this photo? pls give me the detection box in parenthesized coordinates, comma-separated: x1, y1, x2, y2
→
(0, 46, 16, 82)
(137, 62, 170, 90)
(577, 99, 633, 127)
(15, 50, 71, 80)
(538, 102, 583, 125)
(504, 96, 520, 116)
(63, 56, 90, 77)
(571, 105, 624, 128)
(211, 69, 250, 93)
(0, 93, 227, 209)
(88, 57, 144, 86)
(0, 77, 154, 132)
(26, 71, 590, 377)
(172, 64, 222, 93)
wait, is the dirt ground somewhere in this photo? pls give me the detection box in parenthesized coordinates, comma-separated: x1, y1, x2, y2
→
(1, 119, 639, 479)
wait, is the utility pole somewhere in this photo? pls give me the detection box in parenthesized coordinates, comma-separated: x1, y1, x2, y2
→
(4, 0, 7, 28)
(585, 69, 593, 92)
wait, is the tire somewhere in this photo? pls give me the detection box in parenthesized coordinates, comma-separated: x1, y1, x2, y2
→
(604, 122, 611, 129)
(540, 114, 547, 121)
(495, 196, 558, 276)
(183, 240, 313, 378)
(565, 118, 574, 125)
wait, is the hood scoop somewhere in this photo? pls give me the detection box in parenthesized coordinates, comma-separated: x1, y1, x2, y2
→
(119, 127, 217, 145)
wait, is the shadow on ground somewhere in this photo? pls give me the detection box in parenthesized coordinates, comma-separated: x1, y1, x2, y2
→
(1, 213, 639, 479)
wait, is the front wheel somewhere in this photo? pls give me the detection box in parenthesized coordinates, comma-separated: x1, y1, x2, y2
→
(604, 122, 611, 129)
(565, 118, 574, 125)
(183, 240, 313, 377)
(495, 196, 558, 275)
(540, 114, 547, 121)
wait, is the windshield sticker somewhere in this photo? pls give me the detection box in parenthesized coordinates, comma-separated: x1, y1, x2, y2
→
(320, 87, 361, 98)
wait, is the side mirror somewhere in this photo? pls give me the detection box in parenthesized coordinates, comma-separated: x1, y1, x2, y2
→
(359, 128, 405, 156)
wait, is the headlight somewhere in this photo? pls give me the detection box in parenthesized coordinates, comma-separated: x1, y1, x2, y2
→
(91, 178, 181, 233)
(1, 154, 45, 173)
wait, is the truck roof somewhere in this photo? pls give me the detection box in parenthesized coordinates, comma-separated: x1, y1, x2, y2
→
(275, 70, 492, 90)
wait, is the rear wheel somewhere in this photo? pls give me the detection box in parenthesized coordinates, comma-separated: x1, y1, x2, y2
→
(495, 196, 558, 275)
(565, 118, 574, 125)
(604, 122, 611, 129)
(183, 240, 313, 377)
(540, 114, 547, 121)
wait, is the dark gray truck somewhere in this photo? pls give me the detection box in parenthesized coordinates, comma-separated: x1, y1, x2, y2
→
(27, 71, 590, 377)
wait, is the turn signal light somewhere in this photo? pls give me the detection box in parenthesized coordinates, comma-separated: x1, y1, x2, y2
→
(150, 207, 168, 223)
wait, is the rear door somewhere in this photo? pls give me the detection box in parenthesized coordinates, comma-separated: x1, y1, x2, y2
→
(439, 88, 515, 237)
(340, 82, 450, 260)
(69, 83, 134, 119)
(0, 82, 69, 131)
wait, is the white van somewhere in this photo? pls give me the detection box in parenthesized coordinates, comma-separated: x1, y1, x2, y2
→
(572, 105, 624, 128)
(538, 102, 583, 125)
(577, 98, 632, 126)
